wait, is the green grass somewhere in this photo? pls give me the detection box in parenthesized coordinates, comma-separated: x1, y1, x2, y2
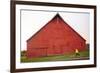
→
(21, 50, 89, 63)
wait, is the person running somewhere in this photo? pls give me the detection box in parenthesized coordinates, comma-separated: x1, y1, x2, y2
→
(75, 49, 80, 56)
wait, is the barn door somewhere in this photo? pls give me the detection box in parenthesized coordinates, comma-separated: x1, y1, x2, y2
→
(31, 48, 47, 57)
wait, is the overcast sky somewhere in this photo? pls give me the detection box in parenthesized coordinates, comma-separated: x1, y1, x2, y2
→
(21, 10, 90, 51)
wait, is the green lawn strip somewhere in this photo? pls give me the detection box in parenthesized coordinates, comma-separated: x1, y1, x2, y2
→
(21, 50, 89, 62)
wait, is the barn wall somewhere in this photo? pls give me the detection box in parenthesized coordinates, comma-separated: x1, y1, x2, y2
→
(26, 14, 87, 58)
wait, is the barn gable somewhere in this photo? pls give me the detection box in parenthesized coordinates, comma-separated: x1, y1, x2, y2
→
(27, 14, 86, 42)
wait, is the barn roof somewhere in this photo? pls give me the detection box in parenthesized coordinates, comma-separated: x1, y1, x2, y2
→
(27, 13, 86, 42)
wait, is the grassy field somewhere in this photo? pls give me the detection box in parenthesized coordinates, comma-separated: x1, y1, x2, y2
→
(21, 50, 89, 63)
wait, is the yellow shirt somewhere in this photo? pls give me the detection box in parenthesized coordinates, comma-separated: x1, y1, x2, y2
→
(75, 49, 79, 53)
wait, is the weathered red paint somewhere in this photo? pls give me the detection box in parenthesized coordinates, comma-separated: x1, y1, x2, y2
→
(26, 14, 86, 58)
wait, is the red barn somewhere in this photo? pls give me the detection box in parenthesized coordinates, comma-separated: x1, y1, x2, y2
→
(26, 14, 86, 58)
